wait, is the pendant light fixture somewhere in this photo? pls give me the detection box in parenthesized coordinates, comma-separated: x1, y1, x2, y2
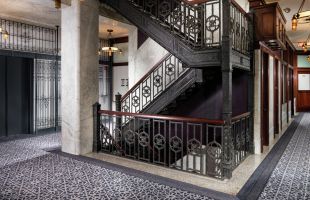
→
(101, 29, 121, 56)
(0, 26, 9, 40)
(292, 0, 310, 31)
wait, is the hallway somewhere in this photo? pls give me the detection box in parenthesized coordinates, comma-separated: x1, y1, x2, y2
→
(0, 113, 309, 200)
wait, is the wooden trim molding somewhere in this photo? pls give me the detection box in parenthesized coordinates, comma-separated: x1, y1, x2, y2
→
(112, 36, 128, 44)
(98, 110, 225, 125)
(113, 62, 128, 66)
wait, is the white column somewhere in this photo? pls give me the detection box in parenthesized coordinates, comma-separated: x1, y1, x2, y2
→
(61, 0, 99, 155)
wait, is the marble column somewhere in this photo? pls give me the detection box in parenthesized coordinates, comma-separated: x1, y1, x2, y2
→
(61, 0, 99, 155)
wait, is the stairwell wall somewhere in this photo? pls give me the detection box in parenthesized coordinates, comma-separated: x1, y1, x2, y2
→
(128, 28, 168, 88)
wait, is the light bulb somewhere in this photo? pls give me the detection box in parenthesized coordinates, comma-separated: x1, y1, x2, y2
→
(3, 31, 9, 40)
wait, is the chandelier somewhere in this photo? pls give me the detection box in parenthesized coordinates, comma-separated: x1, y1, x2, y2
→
(101, 29, 121, 56)
(292, 0, 310, 31)
(299, 33, 310, 52)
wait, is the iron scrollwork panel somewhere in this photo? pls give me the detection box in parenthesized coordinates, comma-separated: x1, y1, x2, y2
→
(0, 18, 57, 55)
(128, 0, 221, 49)
(121, 54, 188, 114)
(34, 59, 61, 131)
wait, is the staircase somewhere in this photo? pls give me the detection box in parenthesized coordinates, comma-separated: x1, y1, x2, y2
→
(120, 53, 203, 115)
(101, 0, 251, 69)
(94, 0, 253, 180)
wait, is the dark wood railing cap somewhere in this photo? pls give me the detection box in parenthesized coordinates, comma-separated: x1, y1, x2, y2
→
(232, 112, 251, 122)
(98, 110, 225, 125)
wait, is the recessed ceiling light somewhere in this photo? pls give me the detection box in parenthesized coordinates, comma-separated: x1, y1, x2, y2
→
(283, 8, 291, 13)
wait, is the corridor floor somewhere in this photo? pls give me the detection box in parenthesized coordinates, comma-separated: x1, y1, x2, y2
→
(0, 113, 309, 200)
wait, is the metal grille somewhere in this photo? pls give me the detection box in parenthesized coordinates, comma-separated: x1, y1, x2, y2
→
(128, 0, 222, 49)
(231, 112, 251, 168)
(0, 18, 57, 55)
(98, 111, 225, 179)
(34, 59, 61, 131)
(121, 54, 188, 114)
(230, 3, 250, 55)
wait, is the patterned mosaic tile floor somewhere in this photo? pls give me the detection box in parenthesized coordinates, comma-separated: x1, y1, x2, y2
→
(1, 112, 309, 200)
(258, 113, 310, 200)
(0, 133, 227, 200)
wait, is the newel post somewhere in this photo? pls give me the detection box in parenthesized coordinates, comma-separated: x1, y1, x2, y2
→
(115, 93, 122, 112)
(93, 102, 101, 152)
(115, 93, 122, 130)
(221, 0, 234, 179)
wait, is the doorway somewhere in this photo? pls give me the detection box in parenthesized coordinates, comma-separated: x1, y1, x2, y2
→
(274, 59, 279, 135)
(261, 52, 269, 151)
(0, 56, 33, 137)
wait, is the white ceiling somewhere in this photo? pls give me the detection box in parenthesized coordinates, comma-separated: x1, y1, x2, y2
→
(0, 0, 133, 39)
(265, 0, 310, 49)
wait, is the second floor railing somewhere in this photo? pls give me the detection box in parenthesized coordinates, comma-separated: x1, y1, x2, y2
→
(121, 53, 189, 114)
(96, 109, 226, 179)
(128, 0, 250, 54)
(0, 18, 58, 55)
(231, 112, 251, 168)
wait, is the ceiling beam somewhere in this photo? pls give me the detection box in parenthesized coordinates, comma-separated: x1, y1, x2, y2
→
(99, 3, 131, 25)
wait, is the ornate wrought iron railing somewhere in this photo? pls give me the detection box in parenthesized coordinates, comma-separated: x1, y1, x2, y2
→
(0, 18, 58, 55)
(128, 0, 222, 49)
(230, 0, 250, 55)
(94, 109, 226, 179)
(121, 53, 189, 114)
(231, 112, 251, 169)
(127, 0, 250, 55)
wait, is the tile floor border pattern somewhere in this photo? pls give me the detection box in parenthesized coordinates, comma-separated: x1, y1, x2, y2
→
(237, 113, 304, 200)
(258, 113, 310, 200)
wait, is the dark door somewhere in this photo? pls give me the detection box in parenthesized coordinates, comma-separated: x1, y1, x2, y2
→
(0, 56, 5, 137)
(290, 69, 294, 116)
(0, 56, 33, 137)
(261, 52, 269, 151)
(274, 60, 279, 135)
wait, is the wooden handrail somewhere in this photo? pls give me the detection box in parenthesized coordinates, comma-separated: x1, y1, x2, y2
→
(184, 0, 210, 5)
(232, 112, 251, 122)
(121, 53, 172, 101)
(230, 0, 252, 20)
(98, 110, 225, 125)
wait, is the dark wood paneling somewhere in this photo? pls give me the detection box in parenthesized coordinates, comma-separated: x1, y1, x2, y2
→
(296, 69, 310, 112)
(112, 36, 128, 44)
(297, 91, 310, 111)
(253, 3, 286, 50)
(113, 62, 128, 66)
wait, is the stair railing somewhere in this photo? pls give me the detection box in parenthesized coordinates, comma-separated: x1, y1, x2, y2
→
(231, 112, 252, 168)
(121, 53, 189, 114)
(128, 0, 250, 55)
(95, 109, 226, 179)
(128, 0, 222, 49)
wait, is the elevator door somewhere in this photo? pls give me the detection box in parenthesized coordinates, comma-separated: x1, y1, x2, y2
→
(0, 56, 33, 137)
